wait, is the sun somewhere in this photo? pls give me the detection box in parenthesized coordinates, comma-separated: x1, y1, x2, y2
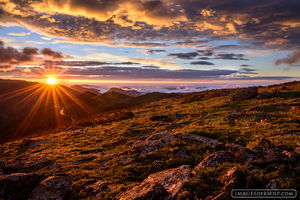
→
(46, 77, 57, 85)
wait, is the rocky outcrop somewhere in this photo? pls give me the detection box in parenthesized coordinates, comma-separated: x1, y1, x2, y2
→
(132, 132, 177, 155)
(193, 151, 234, 172)
(0, 173, 45, 200)
(29, 175, 72, 200)
(231, 87, 258, 101)
(119, 165, 191, 200)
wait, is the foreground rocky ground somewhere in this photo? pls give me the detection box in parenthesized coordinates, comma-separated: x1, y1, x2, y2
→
(0, 81, 299, 200)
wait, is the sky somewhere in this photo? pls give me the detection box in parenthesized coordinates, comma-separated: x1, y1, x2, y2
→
(0, 0, 299, 86)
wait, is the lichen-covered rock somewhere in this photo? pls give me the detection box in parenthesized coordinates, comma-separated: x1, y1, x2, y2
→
(119, 165, 191, 200)
(29, 175, 72, 200)
(133, 132, 177, 155)
(193, 151, 234, 172)
(80, 181, 111, 198)
(179, 133, 220, 146)
(231, 87, 258, 101)
(0, 173, 45, 200)
(226, 143, 257, 162)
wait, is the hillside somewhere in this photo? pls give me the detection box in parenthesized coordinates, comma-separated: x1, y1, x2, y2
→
(0, 81, 299, 200)
(0, 79, 178, 142)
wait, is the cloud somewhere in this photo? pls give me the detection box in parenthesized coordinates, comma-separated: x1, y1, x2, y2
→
(143, 49, 166, 54)
(240, 64, 251, 67)
(168, 52, 198, 59)
(275, 51, 300, 65)
(0, 40, 68, 70)
(239, 67, 258, 74)
(7, 32, 31, 36)
(215, 53, 248, 60)
(40, 48, 64, 59)
(190, 61, 215, 65)
(1, 0, 299, 49)
(58, 66, 239, 79)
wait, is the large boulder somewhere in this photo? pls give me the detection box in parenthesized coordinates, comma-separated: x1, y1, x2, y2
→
(231, 87, 258, 101)
(0, 173, 45, 200)
(119, 165, 192, 200)
(29, 175, 72, 200)
(132, 132, 177, 155)
(193, 151, 235, 172)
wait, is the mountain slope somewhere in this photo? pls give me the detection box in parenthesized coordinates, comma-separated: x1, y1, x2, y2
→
(0, 81, 299, 200)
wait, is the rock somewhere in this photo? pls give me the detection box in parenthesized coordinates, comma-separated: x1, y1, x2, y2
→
(256, 92, 273, 99)
(0, 173, 45, 200)
(173, 147, 188, 159)
(226, 143, 257, 162)
(225, 112, 241, 122)
(19, 138, 48, 149)
(179, 133, 220, 146)
(119, 165, 191, 200)
(150, 115, 171, 122)
(252, 149, 287, 166)
(214, 167, 243, 200)
(218, 167, 242, 186)
(133, 132, 177, 155)
(265, 179, 278, 189)
(204, 196, 214, 200)
(290, 106, 300, 112)
(29, 175, 72, 200)
(193, 151, 234, 172)
(80, 181, 111, 197)
(231, 87, 258, 101)
(248, 105, 264, 111)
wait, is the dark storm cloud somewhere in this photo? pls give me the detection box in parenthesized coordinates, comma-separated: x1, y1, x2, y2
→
(1, 0, 299, 49)
(168, 52, 198, 59)
(215, 53, 248, 60)
(190, 61, 215, 65)
(275, 51, 300, 65)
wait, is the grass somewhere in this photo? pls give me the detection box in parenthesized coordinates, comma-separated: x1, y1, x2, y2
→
(0, 81, 299, 199)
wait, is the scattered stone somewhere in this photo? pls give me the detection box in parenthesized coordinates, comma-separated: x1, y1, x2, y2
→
(231, 87, 258, 101)
(29, 175, 72, 200)
(132, 132, 177, 155)
(0, 173, 46, 200)
(19, 138, 48, 148)
(265, 179, 278, 189)
(290, 106, 300, 112)
(80, 181, 111, 197)
(256, 92, 273, 99)
(173, 147, 188, 159)
(150, 115, 171, 122)
(248, 105, 264, 111)
(193, 151, 234, 172)
(179, 133, 220, 146)
(119, 165, 191, 200)
(226, 143, 257, 162)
